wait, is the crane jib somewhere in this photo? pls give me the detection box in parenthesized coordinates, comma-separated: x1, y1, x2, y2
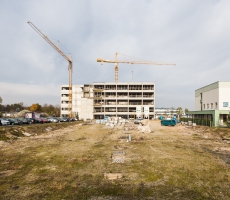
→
(28, 21, 73, 117)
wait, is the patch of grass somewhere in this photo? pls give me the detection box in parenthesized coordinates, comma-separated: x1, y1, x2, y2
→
(1, 121, 230, 199)
(0, 133, 9, 141)
(9, 128, 24, 137)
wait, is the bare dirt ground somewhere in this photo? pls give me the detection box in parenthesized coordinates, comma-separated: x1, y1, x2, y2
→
(0, 121, 230, 200)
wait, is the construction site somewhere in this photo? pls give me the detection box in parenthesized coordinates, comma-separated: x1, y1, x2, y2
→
(61, 82, 155, 120)
(1, 118, 230, 199)
(27, 21, 175, 120)
(1, 21, 229, 200)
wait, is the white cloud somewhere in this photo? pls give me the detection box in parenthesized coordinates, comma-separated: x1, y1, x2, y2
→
(0, 0, 230, 110)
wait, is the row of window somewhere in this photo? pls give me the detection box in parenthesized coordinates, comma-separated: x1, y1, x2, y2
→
(203, 102, 217, 109)
(94, 85, 154, 90)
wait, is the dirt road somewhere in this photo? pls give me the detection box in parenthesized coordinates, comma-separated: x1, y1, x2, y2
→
(0, 120, 230, 199)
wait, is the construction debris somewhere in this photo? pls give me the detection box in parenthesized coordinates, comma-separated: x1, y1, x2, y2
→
(140, 119, 149, 126)
(138, 124, 152, 133)
(98, 117, 129, 127)
(22, 132, 31, 137)
(112, 151, 125, 163)
(45, 127, 52, 132)
(181, 121, 197, 126)
(104, 173, 122, 180)
(99, 117, 153, 134)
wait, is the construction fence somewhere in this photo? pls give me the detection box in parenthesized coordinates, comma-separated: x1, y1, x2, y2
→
(180, 118, 213, 127)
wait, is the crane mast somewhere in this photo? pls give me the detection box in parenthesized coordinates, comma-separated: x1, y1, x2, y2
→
(97, 52, 176, 82)
(28, 21, 73, 117)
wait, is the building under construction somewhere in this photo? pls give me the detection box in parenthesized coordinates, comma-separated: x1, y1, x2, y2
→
(61, 82, 155, 120)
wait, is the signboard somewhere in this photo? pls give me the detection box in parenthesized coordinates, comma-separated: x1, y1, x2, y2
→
(144, 107, 149, 114)
(223, 102, 228, 107)
(144, 107, 149, 118)
(136, 107, 141, 117)
(25, 112, 41, 119)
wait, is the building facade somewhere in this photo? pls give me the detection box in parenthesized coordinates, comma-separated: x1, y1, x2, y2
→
(61, 82, 155, 120)
(61, 85, 94, 119)
(195, 81, 230, 111)
(187, 81, 230, 126)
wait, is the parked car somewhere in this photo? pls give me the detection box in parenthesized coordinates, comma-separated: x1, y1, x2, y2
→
(40, 118, 48, 123)
(61, 117, 69, 122)
(134, 118, 143, 124)
(32, 118, 42, 123)
(56, 117, 64, 122)
(0, 118, 10, 126)
(6, 118, 20, 125)
(67, 118, 75, 122)
(15, 118, 23, 125)
(22, 118, 35, 124)
(46, 118, 53, 123)
(49, 118, 59, 123)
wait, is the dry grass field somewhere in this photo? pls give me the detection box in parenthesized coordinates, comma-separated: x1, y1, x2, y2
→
(0, 121, 230, 199)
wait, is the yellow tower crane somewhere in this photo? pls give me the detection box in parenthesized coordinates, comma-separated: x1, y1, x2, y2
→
(28, 21, 73, 117)
(97, 52, 176, 82)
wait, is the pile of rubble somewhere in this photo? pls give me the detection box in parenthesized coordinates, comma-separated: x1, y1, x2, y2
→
(181, 121, 196, 126)
(138, 119, 152, 133)
(98, 117, 129, 127)
(123, 119, 152, 133)
(97, 117, 153, 133)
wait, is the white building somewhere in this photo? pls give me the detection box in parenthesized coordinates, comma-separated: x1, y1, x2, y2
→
(195, 81, 230, 111)
(187, 81, 230, 126)
(61, 85, 93, 120)
(155, 108, 180, 118)
(61, 82, 155, 120)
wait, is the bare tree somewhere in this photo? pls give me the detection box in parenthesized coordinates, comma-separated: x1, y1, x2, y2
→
(185, 108, 189, 113)
(176, 107, 183, 115)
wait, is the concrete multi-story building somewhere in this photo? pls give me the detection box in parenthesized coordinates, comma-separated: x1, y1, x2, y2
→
(61, 85, 93, 119)
(61, 82, 155, 120)
(187, 81, 230, 126)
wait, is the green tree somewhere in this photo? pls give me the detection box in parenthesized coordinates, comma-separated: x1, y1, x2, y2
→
(176, 107, 183, 115)
(0, 96, 2, 104)
(176, 107, 183, 121)
(42, 104, 60, 116)
(185, 108, 189, 113)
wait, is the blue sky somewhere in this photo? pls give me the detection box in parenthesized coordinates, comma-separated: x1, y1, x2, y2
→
(0, 0, 230, 110)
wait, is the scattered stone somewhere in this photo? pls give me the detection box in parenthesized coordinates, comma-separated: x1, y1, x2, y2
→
(22, 132, 31, 137)
(0, 141, 6, 145)
(46, 127, 52, 132)
(140, 119, 149, 126)
(138, 125, 152, 133)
